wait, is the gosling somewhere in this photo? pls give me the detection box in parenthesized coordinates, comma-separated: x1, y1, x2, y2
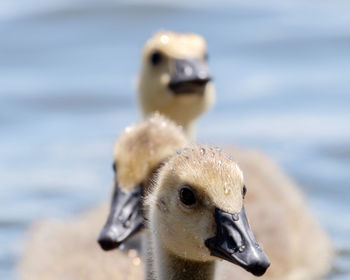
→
(98, 113, 189, 250)
(138, 30, 216, 138)
(145, 145, 270, 280)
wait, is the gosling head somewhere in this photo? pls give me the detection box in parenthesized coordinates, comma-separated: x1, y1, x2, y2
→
(98, 113, 189, 251)
(138, 31, 215, 131)
(146, 146, 270, 276)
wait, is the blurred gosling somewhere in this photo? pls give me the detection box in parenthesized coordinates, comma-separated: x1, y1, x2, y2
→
(18, 114, 189, 280)
(138, 31, 216, 139)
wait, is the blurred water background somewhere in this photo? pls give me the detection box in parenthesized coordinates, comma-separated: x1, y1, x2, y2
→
(0, 0, 349, 279)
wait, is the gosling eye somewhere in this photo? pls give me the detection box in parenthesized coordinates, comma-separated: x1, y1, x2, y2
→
(242, 184, 247, 198)
(150, 50, 163, 66)
(112, 161, 116, 173)
(179, 186, 196, 206)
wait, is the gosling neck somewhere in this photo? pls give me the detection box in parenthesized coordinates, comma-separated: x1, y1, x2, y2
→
(151, 240, 216, 280)
(181, 121, 196, 141)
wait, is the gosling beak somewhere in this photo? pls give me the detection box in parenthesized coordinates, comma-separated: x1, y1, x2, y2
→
(98, 183, 144, 251)
(168, 58, 211, 94)
(205, 207, 270, 276)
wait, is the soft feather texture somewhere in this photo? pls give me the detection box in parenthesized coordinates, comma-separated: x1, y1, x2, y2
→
(114, 113, 188, 191)
(146, 146, 244, 215)
(219, 147, 332, 280)
(18, 205, 144, 280)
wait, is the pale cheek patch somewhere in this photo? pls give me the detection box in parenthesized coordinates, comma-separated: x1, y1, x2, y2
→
(160, 73, 171, 86)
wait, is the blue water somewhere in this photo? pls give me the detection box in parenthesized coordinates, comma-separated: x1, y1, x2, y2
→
(0, 1, 349, 279)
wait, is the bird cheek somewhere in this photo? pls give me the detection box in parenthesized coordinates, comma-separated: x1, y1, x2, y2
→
(160, 73, 171, 86)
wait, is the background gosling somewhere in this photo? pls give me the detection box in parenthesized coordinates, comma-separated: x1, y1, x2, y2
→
(138, 30, 216, 138)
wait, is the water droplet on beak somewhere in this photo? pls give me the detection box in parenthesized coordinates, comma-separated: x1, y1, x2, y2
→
(238, 245, 246, 253)
(232, 213, 239, 221)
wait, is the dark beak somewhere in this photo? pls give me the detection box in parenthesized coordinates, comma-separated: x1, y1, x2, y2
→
(168, 58, 211, 94)
(97, 183, 144, 251)
(205, 207, 270, 276)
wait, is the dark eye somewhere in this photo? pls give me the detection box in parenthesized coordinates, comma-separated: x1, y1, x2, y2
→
(150, 50, 163, 65)
(242, 185, 247, 198)
(179, 187, 196, 206)
(112, 161, 116, 172)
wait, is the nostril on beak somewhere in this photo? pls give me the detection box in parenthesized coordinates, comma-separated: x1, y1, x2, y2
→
(97, 230, 121, 251)
(183, 65, 193, 76)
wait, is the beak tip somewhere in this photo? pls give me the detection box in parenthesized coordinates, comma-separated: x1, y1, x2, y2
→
(249, 264, 270, 277)
(97, 229, 123, 251)
(207, 207, 271, 276)
(98, 184, 144, 251)
(97, 237, 122, 251)
(247, 256, 271, 277)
